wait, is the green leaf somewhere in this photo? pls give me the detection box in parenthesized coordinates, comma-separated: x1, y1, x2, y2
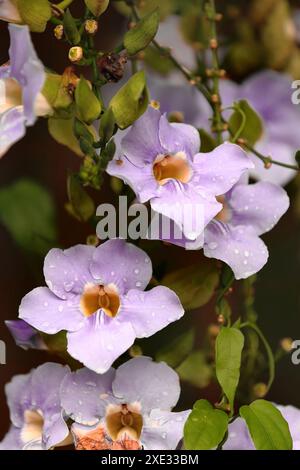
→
(75, 77, 102, 124)
(99, 107, 116, 144)
(110, 71, 149, 129)
(48, 117, 83, 156)
(124, 8, 160, 56)
(184, 400, 228, 450)
(67, 174, 95, 222)
(17, 0, 51, 32)
(177, 351, 213, 388)
(240, 400, 293, 450)
(229, 99, 263, 147)
(162, 261, 219, 311)
(155, 328, 195, 368)
(143, 45, 175, 75)
(63, 8, 81, 45)
(215, 327, 244, 412)
(0, 179, 57, 255)
(84, 0, 109, 17)
(42, 73, 73, 111)
(199, 129, 216, 153)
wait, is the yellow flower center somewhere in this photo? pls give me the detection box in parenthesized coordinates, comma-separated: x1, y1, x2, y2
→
(80, 283, 120, 318)
(153, 152, 192, 185)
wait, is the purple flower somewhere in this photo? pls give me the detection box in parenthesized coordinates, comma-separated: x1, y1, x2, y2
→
(19, 239, 184, 373)
(0, 24, 50, 158)
(107, 106, 253, 240)
(150, 71, 300, 186)
(224, 404, 300, 450)
(0, 363, 70, 450)
(159, 179, 289, 279)
(60, 357, 190, 450)
(5, 319, 46, 350)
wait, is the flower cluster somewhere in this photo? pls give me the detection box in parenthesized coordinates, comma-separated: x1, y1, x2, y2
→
(0, 358, 189, 451)
(108, 107, 289, 279)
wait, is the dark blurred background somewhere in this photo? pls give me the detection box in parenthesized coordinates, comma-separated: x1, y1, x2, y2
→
(1, 0, 300, 440)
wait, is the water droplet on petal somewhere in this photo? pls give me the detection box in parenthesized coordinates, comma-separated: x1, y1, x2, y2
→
(208, 242, 218, 250)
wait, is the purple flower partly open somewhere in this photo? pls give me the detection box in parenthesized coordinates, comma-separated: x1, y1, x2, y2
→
(5, 319, 46, 350)
(60, 357, 190, 451)
(19, 239, 184, 373)
(0, 363, 70, 450)
(0, 24, 51, 157)
(107, 106, 253, 240)
(224, 404, 300, 450)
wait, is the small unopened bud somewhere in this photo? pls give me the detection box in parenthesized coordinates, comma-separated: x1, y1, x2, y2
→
(219, 69, 226, 78)
(168, 111, 184, 123)
(150, 100, 160, 110)
(215, 13, 223, 21)
(217, 314, 225, 325)
(189, 79, 197, 86)
(85, 19, 98, 35)
(280, 337, 293, 352)
(253, 383, 268, 398)
(206, 68, 213, 77)
(210, 38, 218, 49)
(69, 46, 83, 63)
(211, 94, 220, 104)
(137, 51, 145, 61)
(54, 24, 64, 40)
(86, 234, 99, 246)
(208, 324, 220, 338)
(264, 159, 272, 169)
(129, 344, 143, 358)
(128, 21, 136, 30)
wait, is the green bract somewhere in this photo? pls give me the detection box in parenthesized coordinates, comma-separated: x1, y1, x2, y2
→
(124, 8, 160, 56)
(110, 71, 149, 129)
(17, 0, 51, 32)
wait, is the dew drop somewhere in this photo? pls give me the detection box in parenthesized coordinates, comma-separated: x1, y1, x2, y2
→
(208, 242, 218, 250)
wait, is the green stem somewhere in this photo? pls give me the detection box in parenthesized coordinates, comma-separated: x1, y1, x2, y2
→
(239, 322, 275, 393)
(206, 0, 223, 144)
(244, 143, 300, 171)
(128, 1, 213, 107)
(55, 0, 75, 9)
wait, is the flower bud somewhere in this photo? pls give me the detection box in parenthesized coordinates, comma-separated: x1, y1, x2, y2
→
(69, 46, 83, 63)
(84, 19, 98, 35)
(86, 234, 99, 246)
(129, 345, 143, 358)
(54, 24, 64, 40)
(280, 337, 293, 352)
(253, 383, 268, 398)
(150, 100, 160, 110)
